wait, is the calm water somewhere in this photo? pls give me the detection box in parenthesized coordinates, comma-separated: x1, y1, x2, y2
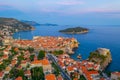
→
(13, 25, 120, 71)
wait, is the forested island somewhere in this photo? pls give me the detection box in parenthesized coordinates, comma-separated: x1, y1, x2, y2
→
(59, 27, 88, 34)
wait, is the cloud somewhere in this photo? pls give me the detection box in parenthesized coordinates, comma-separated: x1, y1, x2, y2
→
(57, 1, 84, 5)
(0, 3, 14, 10)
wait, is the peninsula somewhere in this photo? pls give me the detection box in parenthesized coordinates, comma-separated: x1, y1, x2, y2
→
(0, 17, 34, 32)
(59, 27, 88, 34)
(0, 17, 35, 46)
(4, 36, 79, 54)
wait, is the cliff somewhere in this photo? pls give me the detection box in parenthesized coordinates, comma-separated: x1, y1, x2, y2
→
(88, 48, 112, 70)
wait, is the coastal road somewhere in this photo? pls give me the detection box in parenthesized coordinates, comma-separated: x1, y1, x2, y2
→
(47, 53, 71, 80)
(99, 69, 111, 80)
(102, 72, 111, 80)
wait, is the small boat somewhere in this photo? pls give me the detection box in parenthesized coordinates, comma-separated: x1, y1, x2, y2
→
(77, 54, 82, 59)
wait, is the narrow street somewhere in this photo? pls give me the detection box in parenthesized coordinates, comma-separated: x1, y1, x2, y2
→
(47, 53, 71, 80)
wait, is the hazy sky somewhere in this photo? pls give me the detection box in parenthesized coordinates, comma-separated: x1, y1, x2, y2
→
(0, 0, 120, 25)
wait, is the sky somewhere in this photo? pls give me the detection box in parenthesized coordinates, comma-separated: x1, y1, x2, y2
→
(0, 0, 120, 25)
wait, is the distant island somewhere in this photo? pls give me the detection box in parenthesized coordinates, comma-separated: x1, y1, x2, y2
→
(21, 20, 58, 26)
(21, 20, 40, 26)
(59, 27, 88, 34)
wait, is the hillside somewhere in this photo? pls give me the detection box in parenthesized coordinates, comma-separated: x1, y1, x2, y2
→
(21, 20, 40, 26)
(0, 17, 35, 46)
(0, 17, 34, 32)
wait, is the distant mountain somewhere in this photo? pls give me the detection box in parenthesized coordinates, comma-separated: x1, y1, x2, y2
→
(21, 20, 58, 26)
(0, 17, 34, 32)
(21, 20, 40, 26)
(39, 23, 58, 26)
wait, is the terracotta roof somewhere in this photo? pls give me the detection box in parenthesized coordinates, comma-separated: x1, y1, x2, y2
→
(73, 78, 78, 80)
(67, 66, 74, 71)
(57, 75, 63, 80)
(14, 47, 19, 52)
(42, 59, 49, 65)
(21, 60, 27, 64)
(0, 71, 4, 77)
(45, 74, 56, 80)
(24, 70, 31, 75)
(100, 78, 105, 80)
(31, 60, 42, 64)
(2, 54, 8, 59)
(112, 72, 120, 76)
(5, 66, 11, 71)
(15, 76, 23, 80)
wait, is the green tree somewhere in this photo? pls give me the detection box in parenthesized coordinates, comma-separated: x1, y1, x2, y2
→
(30, 54, 35, 61)
(79, 75, 86, 80)
(31, 67, 44, 80)
(0, 52, 3, 57)
(53, 50, 63, 56)
(38, 50, 45, 60)
(18, 69, 24, 78)
(27, 47, 34, 53)
(0, 64, 6, 71)
(17, 55, 24, 62)
(52, 62, 60, 76)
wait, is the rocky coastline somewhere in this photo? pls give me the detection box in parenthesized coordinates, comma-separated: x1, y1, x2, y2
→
(88, 48, 112, 70)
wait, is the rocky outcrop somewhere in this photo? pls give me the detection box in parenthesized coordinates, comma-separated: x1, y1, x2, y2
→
(88, 48, 112, 70)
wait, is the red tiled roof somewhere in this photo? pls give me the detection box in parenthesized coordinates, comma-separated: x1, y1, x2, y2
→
(57, 75, 63, 80)
(31, 60, 42, 64)
(112, 72, 120, 76)
(24, 70, 31, 75)
(67, 66, 74, 71)
(73, 78, 78, 80)
(0, 71, 4, 77)
(45, 74, 56, 80)
(42, 59, 49, 65)
(15, 76, 23, 80)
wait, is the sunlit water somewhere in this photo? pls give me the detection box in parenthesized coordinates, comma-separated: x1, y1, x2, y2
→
(13, 25, 120, 71)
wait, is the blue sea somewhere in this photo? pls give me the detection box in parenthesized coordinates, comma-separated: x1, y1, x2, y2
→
(13, 25, 120, 71)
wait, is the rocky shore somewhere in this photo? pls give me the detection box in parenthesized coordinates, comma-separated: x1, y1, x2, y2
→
(88, 48, 112, 70)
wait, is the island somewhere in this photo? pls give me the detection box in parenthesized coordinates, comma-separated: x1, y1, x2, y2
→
(59, 27, 88, 34)
(21, 20, 58, 26)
